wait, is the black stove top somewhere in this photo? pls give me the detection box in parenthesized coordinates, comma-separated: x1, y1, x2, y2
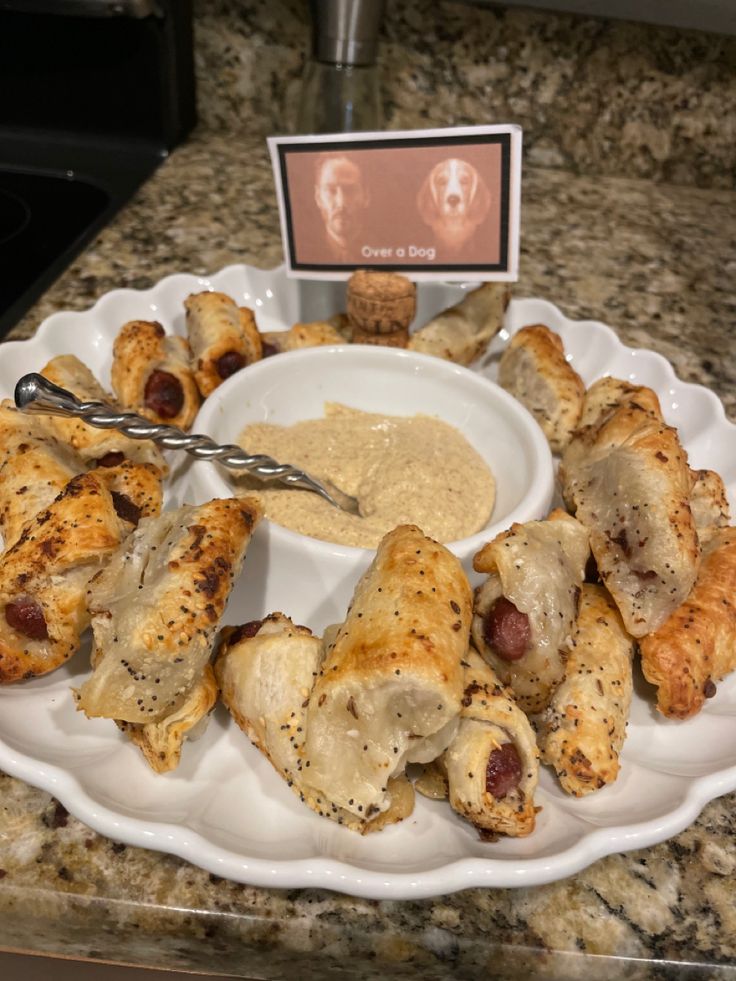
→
(0, 0, 195, 340)
(0, 136, 162, 338)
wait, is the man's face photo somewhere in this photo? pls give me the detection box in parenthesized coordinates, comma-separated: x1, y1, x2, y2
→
(314, 155, 368, 249)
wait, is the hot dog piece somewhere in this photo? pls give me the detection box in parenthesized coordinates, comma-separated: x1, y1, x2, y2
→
(5, 597, 49, 640)
(0, 472, 125, 684)
(439, 648, 539, 837)
(537, 584, 634, 796)
(185, 292, 262, 398)
(471, 510, 589, 714)
(111, 320, 200, 431)
(481, 596, 531, 662)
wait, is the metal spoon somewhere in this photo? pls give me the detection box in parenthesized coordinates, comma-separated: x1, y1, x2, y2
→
(14, 373, 361, 516)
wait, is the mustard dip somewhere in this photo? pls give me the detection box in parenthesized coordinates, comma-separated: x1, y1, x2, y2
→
(237, 403, 495, 549)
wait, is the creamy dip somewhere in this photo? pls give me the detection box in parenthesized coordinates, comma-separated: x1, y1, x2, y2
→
(236, 403, 495, 549)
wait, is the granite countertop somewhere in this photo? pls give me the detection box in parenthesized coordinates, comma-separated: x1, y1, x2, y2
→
(1, 131, 735, 980)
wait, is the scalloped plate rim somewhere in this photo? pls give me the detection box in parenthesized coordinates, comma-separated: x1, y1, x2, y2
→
(0, 262, 734, 900)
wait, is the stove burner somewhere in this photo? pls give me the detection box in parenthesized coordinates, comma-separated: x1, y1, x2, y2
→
(0, 187, 31, 247)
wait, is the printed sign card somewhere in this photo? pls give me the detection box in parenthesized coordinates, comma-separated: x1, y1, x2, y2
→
(268, 124, 521, 281)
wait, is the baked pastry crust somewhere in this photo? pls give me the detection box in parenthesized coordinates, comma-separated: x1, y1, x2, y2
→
(560, 381, 700, 638)
(537, 584, 634, 796)
(185, 291, 262, 397)
(304, 524, 471, 820)
(442, 648, 539, 836)
(497, 324, 585, 453)
(0, 401, 82, 551)
(40, 354, 167, 472)
(408, 282, 509, 366)
(689, 468, 731, 547)
(111, 320, 201, 431)
(260, 320, 346, 355)
(216, 612, 414, 833)
(76, 496, 262, 723)
(117, 664, 219, 773)
(93, 460, 163, 530)
(0, 472, 124, 683)
(640, 526, 736, 719)
(471, 509, 589, 714)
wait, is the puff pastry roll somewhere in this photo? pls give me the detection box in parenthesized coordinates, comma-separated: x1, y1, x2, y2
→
(537, 584, 634, 796)
(497, 324, 585, 453)
(94, 460, 163, 530)
(40, 355, 167, 472)
(640, 526, 736, 719)
(689, 468, 731, 547)
(407, 282, 510, 366)
(471, 509, 589, 714)
(111, 320, 201, 431)
(576, 376, 663, 432)
(304, 525, 471, 821)
(441, 648, 539, 836)
(184, 291, 262, 397)
(216, 613, 414, 833)
(76, 496, 262, 723)
(0, 402, 82, 550)
(260, 320, 346, 357)
(0, 472, 124, 684)
(116, 665, 218, 773)
(561, 391, 699, 638)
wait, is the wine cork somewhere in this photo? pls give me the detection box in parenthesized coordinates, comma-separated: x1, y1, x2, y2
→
(347, 270, 416, 335)
(351, 327, 409, 349)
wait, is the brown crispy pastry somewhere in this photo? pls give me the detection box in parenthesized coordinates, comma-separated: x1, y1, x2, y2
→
(689, 468, 731, 547)
(346, 270, 416, 334)
(111, 320, 200, 431)
(116, 665, 219, 773)
(93, 460, 163, 530)
(560, 380, 700, 638)
(216, 613, 414, 833)
(497, 324, 585, 453)
(471, 509, 589, 714)
(640, 527, 736, 719)
(76, 496, 262, 724)
(441, 648, 539, 837)
(184, 291, 262, 397)
(260, 320, 346, 356)
(537, 584, 634, 796)
(40, 355, 167, 473)
(0, 472, 125, 684)
(576, 377, 663, 432)
(304, 525, 471, 822)
(408, 282, 510, 366)
(0, 401, 82, 550)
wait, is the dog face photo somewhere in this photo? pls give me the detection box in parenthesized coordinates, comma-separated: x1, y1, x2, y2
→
(416, 157, 492, 253)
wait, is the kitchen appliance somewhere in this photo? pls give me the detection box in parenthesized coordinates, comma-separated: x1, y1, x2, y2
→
(0, 0, 196, 338)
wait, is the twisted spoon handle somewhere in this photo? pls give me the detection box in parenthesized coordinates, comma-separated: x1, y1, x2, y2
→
(13, 373, 360, 515)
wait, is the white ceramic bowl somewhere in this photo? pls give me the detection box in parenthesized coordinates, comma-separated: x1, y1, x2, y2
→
(183, 343, 554, 633)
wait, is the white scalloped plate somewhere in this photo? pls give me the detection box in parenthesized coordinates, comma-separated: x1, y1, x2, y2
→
(0, 265, 734, 900)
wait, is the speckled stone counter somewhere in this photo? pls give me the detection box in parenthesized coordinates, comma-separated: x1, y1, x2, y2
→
(1, 132, 735, 979)
(193, 0, 736, 189)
